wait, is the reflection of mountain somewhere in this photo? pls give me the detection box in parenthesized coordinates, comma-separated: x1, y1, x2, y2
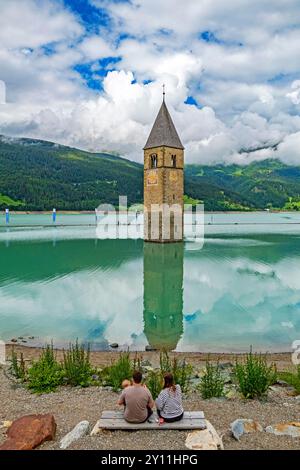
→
(2, 233, 300, 285)
(143, 242, 184, 350)
(186, 234, 300, 265)
(0, 239, 142, 283)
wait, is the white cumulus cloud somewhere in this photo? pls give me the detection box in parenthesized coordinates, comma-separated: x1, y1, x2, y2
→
(0, 0, 300, 164)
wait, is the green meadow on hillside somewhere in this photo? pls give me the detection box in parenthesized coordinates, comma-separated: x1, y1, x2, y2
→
(1, 136, 300, 211)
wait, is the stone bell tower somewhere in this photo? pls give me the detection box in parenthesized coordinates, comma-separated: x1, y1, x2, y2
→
(143, 89, 184, 242)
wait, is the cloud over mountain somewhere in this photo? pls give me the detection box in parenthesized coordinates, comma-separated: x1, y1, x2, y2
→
(0, 0, 299, 164)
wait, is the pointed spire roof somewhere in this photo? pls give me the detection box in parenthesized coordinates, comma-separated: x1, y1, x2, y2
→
(144, 99, 184, 150)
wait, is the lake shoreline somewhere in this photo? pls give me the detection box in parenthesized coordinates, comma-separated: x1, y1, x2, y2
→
(5, 344, 294, 370)
(4, 209, 299, 215)
(1, 348, 300, 450)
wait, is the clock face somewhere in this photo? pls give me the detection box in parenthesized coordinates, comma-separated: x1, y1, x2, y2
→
(147, 170, 158, 185)
(169, 171, 178, 182)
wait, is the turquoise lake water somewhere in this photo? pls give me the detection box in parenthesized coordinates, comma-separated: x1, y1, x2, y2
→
(0, 212, 300, 352)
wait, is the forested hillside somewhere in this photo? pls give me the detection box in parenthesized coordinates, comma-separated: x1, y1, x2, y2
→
(185, 160, 300, 211)
(0, 136, 143, 210)
(1, 135, 300, 211)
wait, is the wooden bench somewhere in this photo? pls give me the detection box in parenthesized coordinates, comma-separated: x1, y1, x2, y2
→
(91, 410, 206, 433)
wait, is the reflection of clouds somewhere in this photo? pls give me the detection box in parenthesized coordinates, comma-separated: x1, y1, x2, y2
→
(0, 259, 144, 347)
(2, 234, 300, 352)
(277, 259, 300, 290)
(185, 256, 300, 313)
(232, 258, 275, 275)
(184, 260, 232, 314)
(181, 254, 300, 352)
(0, 227, 96, 242)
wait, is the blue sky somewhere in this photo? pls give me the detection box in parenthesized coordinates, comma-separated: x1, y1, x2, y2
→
(0, 0, 300, 164)
(63, 0, 111, 30)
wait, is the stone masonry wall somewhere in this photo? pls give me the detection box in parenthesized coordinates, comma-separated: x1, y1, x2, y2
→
(144, 146, 184, 242)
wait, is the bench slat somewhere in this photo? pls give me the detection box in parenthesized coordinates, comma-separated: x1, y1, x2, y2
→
(91, 410, 206, 431)
(95, 418, 206, 430)
(101, 410, 204, 419)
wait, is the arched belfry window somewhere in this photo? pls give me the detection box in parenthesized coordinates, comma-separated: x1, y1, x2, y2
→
(171, 155, 176, 167)
(150, 154, 157, 169)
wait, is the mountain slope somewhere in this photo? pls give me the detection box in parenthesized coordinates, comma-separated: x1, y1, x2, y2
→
(1, 135, 300, 211)
(185, 160, 300, 210)
(0, 136, 143, 210)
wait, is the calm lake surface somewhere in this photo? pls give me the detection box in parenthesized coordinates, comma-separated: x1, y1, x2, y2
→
(1, 212, 300, 352)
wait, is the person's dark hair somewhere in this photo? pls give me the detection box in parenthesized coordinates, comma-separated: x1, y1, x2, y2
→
(132, 370, 143, 384)
(163, 373, 176, 392)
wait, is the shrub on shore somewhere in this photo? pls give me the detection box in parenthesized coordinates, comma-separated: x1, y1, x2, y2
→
(63, 340, 93, 387)
(27, 344, 64, 393)
(104, 352, 133, 392)
(10, 349, 27, 382)
(146, 370, 162, 399)
(133, 352, 143, 372)
(199, 358, 225, 399)
(9, 344, 283, 401)
(159, 350, 172, 376)
(234, 349, 277, 399)
(279, 365, 300, 395)
(159, 350, 193, 394)
(16, 341, 95, 393)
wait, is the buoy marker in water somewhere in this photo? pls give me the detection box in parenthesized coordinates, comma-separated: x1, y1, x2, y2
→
(52, 208, 56, 223)
(5, 208, 9, 224)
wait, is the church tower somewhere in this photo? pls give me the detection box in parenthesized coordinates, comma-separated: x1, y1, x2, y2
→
(143, 91, 184, 242)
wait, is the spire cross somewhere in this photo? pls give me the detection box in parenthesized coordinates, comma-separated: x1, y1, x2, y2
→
(162, 83, 165, 100)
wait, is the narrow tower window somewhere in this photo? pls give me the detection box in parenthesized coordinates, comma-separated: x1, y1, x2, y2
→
(171, 155, 176, 167)
(150, 154, 157, 168)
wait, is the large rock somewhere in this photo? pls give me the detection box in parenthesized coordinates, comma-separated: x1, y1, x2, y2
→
(265, 422, 300, 437)
(0, 414, 56, 450)
(230, 419, 263, 441)
(59, 421, 89, 449)
(185, 420, 224, 450)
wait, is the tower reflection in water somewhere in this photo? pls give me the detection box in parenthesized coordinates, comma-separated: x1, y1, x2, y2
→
(143, 242, 184, 351)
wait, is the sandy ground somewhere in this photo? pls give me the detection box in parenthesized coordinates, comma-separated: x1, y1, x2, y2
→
(1, 347, 300, 450)
(4, 345, 295, 371)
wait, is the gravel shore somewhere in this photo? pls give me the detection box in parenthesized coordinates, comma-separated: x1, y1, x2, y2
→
(1, 349, 300, 450)
(4, 345, 295, 370)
